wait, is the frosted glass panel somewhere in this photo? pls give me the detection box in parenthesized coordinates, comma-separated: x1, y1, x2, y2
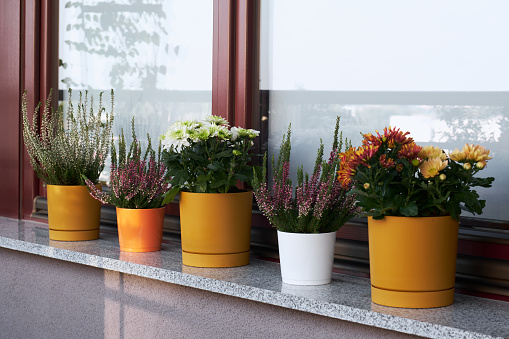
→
(260, 0, 509, 221)
(59, 0, 213, 182)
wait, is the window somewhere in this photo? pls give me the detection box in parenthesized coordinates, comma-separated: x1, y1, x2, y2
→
(260, 0, 509, 222)
(59, 0, 214, 184)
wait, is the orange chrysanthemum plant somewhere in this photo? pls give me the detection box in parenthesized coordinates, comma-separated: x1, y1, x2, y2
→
(337, 127, 495, 220)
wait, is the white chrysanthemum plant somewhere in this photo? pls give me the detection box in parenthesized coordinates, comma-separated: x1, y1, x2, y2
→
(160, 115, 260, 203)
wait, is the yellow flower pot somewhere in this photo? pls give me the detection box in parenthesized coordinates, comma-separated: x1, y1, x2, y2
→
(47, 184, 102, 241)
(368, 216, 459, 308)
(179, 191, 253, 268)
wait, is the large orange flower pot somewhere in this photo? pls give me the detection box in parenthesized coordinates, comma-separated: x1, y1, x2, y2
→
(47, 184, 102, 241)
(116, 207, 165, 252)
(368, 216, 459, 308)
(179, 191, 253, 268)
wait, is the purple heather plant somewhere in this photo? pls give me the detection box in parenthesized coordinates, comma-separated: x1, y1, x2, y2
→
(252, 117, 360, 233)
(85, 118, 170, 209)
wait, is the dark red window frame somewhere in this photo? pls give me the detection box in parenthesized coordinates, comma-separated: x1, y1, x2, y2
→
(0, 1, 58, 220)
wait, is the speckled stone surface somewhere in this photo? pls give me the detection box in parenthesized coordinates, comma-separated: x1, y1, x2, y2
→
(1, 217, 508, 339)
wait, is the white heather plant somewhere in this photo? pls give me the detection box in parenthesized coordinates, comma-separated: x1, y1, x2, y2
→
(22, 89, 114, 185)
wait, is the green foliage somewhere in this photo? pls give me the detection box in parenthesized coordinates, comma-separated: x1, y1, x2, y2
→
(160, 117, 260, 204)
(22, 89, 114, 185)
(163, 138, 254, 194)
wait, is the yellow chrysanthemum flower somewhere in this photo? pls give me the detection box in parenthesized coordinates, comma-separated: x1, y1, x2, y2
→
(463, 144, 492, 162)
(419, 157, 447, 179)
(449, 148, 466, 161)
(418, 145, 447, 161)
(450, 144, 492, 162)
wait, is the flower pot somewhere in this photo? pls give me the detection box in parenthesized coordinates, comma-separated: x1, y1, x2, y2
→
(368, 216, 459, 308)
(47, 184, 102, 241)
(179, 191, 252, 268)
(116, 207, 165, 252)
(277, 230, 337, 285)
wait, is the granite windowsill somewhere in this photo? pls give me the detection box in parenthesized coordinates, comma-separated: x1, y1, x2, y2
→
(0, 217, 508, 339)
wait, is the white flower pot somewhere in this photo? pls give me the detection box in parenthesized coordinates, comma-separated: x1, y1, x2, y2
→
(277, 230, 337, 285)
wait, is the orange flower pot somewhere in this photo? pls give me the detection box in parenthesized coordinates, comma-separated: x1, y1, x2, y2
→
(179, 191, 253, 268)
(368, 216, 459, 308)
(116, 207, 165, 252)
(47, 184, 102, 241)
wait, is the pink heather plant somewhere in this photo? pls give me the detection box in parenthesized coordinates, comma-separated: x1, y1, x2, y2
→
(252, 117, 360, 233)
(85, 118, 170, 209)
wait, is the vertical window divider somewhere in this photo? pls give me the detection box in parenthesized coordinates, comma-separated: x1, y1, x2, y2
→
(234, 0, 259, 130)
(212, 0, 236, 123)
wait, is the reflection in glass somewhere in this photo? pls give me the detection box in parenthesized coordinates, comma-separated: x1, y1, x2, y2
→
(59, 0, 213, 182)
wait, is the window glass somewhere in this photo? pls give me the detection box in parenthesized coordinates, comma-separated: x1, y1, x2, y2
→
(260, 0, 509, 221)
(59, 0, 213, 182)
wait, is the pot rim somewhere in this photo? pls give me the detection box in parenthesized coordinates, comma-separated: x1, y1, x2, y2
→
(115, 206, 166, 211)
(47, 184, 101, 187)
(180, 190, 252, 196)
(277, 230, 337, 236)
(368, 215, 457, 221)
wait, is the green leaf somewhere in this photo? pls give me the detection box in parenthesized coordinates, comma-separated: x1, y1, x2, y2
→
(449, 206, 460, 221)
(196, 181, 208, 193)
(162, 186, 180, 205)
(168, 170, 187, 186)
(207, 162, 224, 171)
(187, 153, 206, 162)
(400, 202, 419, 217)
(197, 174, 209, 183)
(215, 150, 233, 158)
(234, 173, 250, 183)
(370, 210, 384, 220)
(210, 172, 227, 188)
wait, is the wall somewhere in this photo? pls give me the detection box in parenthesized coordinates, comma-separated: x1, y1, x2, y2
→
(0, 248, 419, 339)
